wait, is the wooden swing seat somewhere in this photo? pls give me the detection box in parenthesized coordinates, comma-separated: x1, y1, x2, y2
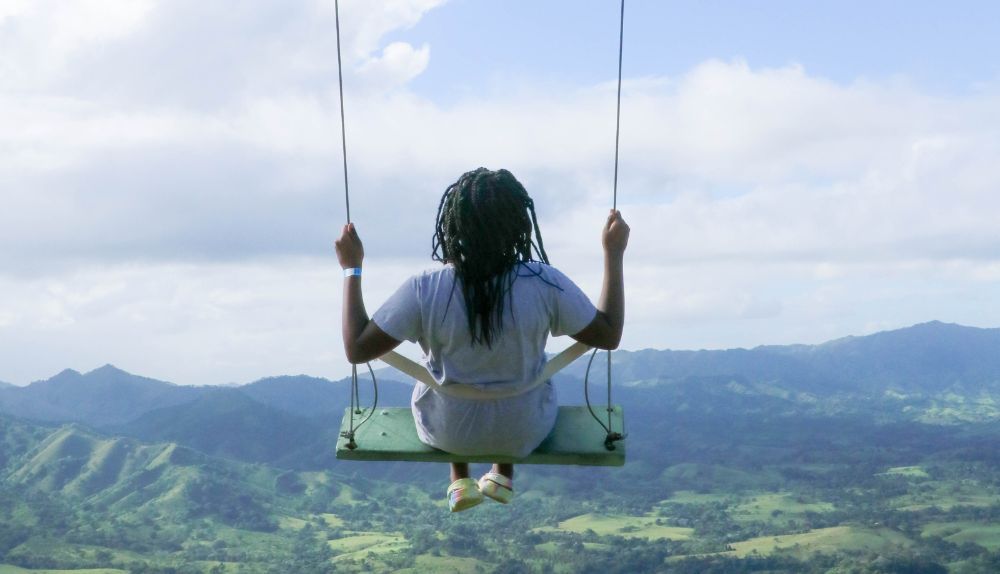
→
(336, 405, 624, 466)
(336, 342, 625, 466)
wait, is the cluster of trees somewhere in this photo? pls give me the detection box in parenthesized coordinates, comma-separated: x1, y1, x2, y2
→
(5, 377, 1000, 573)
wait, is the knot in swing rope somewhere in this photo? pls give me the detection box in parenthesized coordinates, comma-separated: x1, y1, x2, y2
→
(583, 348, 627, 451)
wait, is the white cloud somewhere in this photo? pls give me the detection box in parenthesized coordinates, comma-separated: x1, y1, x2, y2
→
(0, 0, 29, 24)
(356, 41, 431, 93)
(0, 258, 426, 385)
(4, 55, 999, 274)
(1, 1, 999, 383)
(0, 0, 155, 90)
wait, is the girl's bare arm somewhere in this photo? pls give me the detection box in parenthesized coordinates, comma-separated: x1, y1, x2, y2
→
(335, 223, 401, 364)
(572, 210, 629, 350)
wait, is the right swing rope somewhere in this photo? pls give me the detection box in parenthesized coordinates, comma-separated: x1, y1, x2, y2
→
(612, 0, 625, 213)
(584, 0, 627, 451)
(608, 0, 627, 447)
(335, 0, 379, 451)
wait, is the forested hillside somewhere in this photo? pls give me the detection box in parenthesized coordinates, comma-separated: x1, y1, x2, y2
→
(2, 321, 1000, 572)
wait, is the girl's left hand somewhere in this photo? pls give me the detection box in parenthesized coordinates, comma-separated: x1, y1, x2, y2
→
(335, 223, 365, 269)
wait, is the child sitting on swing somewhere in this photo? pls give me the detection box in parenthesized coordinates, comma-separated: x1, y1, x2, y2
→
(336, 167, 628, 511)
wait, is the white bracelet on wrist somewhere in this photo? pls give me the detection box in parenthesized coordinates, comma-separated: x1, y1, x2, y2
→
(343, 267, 362, 278)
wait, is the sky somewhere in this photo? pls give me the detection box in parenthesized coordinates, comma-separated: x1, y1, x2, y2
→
(1, 0, 999, 386)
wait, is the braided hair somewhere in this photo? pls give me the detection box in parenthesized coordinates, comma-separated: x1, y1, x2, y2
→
(432, 168, 550, 347)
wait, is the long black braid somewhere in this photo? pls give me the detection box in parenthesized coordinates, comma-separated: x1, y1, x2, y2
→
(432, 168, 550, 347)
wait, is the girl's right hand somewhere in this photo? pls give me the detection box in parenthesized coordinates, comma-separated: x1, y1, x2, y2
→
(602, 210, 629, 255)
(335, 222, 365, 269)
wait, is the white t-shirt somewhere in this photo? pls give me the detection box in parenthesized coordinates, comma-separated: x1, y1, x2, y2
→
(371, 262, 597, 457)
(373, 262, 596, 389)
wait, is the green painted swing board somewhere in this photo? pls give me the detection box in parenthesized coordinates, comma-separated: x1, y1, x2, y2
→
(336, 405, 624, 466)
(336, 342, 625, 466)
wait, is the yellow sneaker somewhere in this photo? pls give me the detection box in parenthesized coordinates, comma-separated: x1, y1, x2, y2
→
(478, 472, 513, 504)
(447, 478, 484, 512)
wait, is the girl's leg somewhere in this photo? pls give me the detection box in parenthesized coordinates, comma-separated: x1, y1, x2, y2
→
(450, 462, 470, 482)
(492, 463, 514, 480)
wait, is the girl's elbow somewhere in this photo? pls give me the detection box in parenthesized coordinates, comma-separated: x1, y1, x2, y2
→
(599, 324, 624, 350)
(344, 343, 366, 364)
(601, 337, 622, 351)
(592, 333, 622, 351)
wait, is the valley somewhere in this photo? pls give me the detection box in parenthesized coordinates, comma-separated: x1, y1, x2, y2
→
(2, 322, 1000, 572)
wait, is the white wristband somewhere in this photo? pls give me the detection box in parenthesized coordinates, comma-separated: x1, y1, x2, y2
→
(343, 267, 362, 278)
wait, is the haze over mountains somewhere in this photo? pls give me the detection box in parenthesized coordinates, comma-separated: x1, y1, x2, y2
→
(4, 320, 998, 400)
(3, 321, 999, 425)
(561, 320, 1000, 394)
(0, 321, 996, 470)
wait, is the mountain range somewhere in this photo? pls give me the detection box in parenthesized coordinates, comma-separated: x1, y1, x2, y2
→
(560, 320, 1000, 394)
(1, 320, 998, 472)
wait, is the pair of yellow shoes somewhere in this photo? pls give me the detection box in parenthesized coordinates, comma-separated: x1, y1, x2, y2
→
(447, 472, 513, 512)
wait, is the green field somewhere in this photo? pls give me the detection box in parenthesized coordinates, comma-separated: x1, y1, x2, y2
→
(914, 393, 1000, 424)
(395, 555, 486, 574)
(328, 531, 410, 560)
(659, 490, 734, 505)
(277, 512, 344, 531)
(923, 521, 1000, 551)
(3, 541, 149, 568)
(723, 526, 913, 559)
(878, 465, 931, 479)
(535, 541, 611, 553)
(277, 515, 309, 530)
(729, 492, 835, 525)
(536, 512, 694, 541)
(0, 568, 127, 574)
(890, 479, 1000, 511)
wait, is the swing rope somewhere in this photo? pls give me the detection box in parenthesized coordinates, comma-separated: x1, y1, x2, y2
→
(582, 349, 623, 450)
(606, 0, 626, 449)
(334, 0, 626, 452)
(612, 0, 625, 212)
(581, 0, 627, 451)
(335, 0, 378, 450)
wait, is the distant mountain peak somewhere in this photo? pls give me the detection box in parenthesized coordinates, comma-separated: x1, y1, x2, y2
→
(897, 320, 995, 333)
(246, 374, 333, 388)
(907, 320, 952, 330)
(907, 320, 989, 333)
(87, 364, 130, 376)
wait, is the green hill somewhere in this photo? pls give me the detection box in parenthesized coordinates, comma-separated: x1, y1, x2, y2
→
(0, 416, 51, 473)
(116, 388, 323, 466)
(0, 414, 350, 570)
(5, 423, 276, 527)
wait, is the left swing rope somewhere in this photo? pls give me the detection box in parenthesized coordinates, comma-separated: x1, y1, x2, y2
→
(582, 0, 627, 452)
(335, 0, 377, 449)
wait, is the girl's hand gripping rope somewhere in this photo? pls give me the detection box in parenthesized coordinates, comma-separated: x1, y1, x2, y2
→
(603, 210, 630, 256)
(335, 222, 365, 269)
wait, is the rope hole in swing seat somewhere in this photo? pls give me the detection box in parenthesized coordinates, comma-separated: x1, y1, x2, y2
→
(336, 406, 625, 466)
